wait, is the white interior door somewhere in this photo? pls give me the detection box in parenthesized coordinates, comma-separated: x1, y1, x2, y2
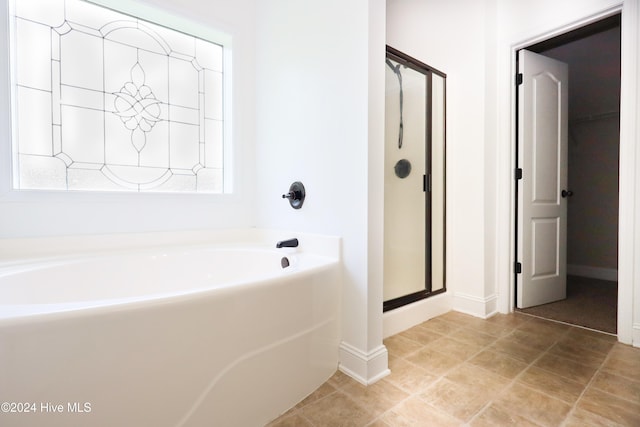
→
(517, 50, 569, 308)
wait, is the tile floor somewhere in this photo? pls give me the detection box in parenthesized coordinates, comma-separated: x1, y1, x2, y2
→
(268, 311, 640, 426)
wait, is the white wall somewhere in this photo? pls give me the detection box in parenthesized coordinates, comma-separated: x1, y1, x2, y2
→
(254, 0, 389, 383)
(0, 0, 258, 238)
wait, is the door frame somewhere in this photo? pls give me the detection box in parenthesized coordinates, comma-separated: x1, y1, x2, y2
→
(500, 2, 637, 344)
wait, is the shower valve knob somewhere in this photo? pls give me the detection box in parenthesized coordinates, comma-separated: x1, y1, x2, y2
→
(282, 191, 300, 200)
(282, 181, 306, 209)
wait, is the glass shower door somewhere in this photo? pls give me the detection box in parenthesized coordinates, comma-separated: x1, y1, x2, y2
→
(383, 46, 446, 311)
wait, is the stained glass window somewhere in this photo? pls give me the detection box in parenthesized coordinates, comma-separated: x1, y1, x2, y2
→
(9, 0, 226, 193)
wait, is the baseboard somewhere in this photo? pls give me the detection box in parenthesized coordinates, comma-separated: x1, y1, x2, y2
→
(633, 323, 640, 348)
(567, 264, 618, 281)
(382, 292, 452, 338)
(338, 342, 390, 385)
(453, 292, 498, 319)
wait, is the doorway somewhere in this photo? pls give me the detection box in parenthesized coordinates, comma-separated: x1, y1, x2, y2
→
(515, 15, 621, 334)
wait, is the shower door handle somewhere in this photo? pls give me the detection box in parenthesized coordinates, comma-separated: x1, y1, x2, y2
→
(423, 174, 431, 192)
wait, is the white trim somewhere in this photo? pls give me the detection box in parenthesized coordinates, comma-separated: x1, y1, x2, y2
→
(382, 292, 452, 339)
(633, 323, 640, 348)
(0, 0, 12, 197)
(617, 0, 638, 346)
(567, 265, 618, 281)
(338, 342, 389, 386)
(453, 292, 498, 319)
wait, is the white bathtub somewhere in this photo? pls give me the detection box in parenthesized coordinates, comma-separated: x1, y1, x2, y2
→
(0, 230, 341, 427)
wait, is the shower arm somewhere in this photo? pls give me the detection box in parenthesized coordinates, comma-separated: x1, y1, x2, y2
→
(386, 58, 404, 149)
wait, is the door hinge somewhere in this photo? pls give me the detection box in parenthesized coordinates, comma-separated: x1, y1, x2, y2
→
(516, 73, 523, 86)
(515, 168, 523, 180)
(514, 262, 522, 274)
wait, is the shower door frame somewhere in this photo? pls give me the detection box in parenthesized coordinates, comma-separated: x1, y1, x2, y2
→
(383, 46, 447, 312)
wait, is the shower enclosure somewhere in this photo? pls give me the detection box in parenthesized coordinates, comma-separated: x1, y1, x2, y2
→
(383, 46, 446, 311)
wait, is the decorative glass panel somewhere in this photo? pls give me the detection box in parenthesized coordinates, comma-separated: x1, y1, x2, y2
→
(9, 0, 225, 193)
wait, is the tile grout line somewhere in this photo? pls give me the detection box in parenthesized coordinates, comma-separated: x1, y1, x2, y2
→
(465, 321, 574, 426)
(380, 316, 538, 426)
(438, 316, 559, 425)
(371, 338, 476, 426)
(452, 330, 530, 426)
(368, 321, 480, 425)
(277, 377, 349, 426)
(369, 316, 506, 426)
(558, 341, 617, 427)
(590, 370, 640, 404)
(562, 342, 640, 426)
(411, 319, 574, 424)
(272, 313, 635, 427)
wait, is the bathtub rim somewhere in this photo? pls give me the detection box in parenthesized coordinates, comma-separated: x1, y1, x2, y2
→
(0, 228, 342, 266)
(0, 228, 342, 325)
(0, 256, 340, 327)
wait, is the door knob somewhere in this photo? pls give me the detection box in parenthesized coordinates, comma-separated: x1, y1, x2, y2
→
(561, 190, 573, 198)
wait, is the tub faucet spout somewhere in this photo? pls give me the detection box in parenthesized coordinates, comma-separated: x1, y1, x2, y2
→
(276, 238, 299, 248)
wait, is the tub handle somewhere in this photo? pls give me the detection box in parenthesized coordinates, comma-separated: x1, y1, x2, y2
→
(282, 181, 305, 209)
